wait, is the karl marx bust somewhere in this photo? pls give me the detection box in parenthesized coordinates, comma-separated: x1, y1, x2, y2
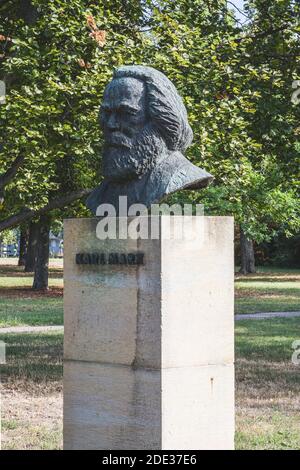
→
(86, 65, 213, 214)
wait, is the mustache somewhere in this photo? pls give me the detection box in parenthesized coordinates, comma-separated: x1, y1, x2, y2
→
(105, 131, 132, 148)
(102, 125, 166, 183)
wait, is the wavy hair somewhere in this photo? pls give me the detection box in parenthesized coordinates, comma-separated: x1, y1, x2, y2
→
(113, 65, 193, 152)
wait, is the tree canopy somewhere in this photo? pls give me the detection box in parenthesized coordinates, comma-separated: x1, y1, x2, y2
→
(0, 0, 299, 251)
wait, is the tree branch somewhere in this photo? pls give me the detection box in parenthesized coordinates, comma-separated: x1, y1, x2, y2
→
(227, 1, 251, 20)
(0, 154, 25, 188)
(0, 188, 92, 231)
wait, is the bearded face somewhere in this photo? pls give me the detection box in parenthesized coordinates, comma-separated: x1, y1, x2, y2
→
(102, 124, 166, 182)
(100, 77, 167, 183)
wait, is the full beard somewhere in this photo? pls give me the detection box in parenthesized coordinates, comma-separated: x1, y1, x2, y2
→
(102, 125, 166, 183)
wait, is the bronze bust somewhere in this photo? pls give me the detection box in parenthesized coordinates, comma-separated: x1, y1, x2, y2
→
(86, 65, 213, 214)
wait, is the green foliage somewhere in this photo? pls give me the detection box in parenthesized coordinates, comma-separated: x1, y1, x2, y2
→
(146, 0, 300, 242)
(0, 0, 299, 243)
(0, 228, 18, 244)
(0, 0, 149, 218)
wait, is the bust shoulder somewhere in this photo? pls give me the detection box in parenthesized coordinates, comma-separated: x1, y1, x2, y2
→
(150, 152, 213, 197)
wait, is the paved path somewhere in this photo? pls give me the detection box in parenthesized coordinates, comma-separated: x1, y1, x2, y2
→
(235, 311, 300, 321)
(0, 325, 64, 334)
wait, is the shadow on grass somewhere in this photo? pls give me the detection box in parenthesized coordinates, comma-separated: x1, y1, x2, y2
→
(236, 360, 300, 395)
(0, 264, 63, 278)
(236, 318, 300, 393)
(0, 332, 63, 385)
(236, 277, 300, 283)
(236, 318, 300, 355)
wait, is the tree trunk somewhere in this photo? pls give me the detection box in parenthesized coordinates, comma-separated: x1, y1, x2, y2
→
(18, 225, 28, 266)
(25, 221, 39, 272)
(239, 227, 256, 274)
(32, 216, 51, 290)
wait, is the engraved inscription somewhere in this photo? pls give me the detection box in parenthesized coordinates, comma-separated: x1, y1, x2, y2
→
(75, 252, 144, 266)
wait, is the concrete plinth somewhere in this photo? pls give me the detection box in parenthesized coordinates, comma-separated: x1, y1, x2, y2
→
(63, 216, 234, 450)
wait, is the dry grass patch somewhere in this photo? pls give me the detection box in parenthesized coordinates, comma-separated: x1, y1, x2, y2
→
(1, 390, 62, 450)
(0, 331, 63, 450)
(0, 287, 63, 299)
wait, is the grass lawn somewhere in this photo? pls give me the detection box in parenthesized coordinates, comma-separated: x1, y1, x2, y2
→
(0, 260, 63, 327)
(0, 261, 299, 324)
(1, 318, 299, 450)
(235, 318, 300, 450)
(0, 260, 299, 449)
(235, 267, 300, 314)
(0, 298, 63, 327)
(0, 261, 63, 288)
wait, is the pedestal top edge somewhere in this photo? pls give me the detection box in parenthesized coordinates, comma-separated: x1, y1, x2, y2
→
(64, 216, 234, 223)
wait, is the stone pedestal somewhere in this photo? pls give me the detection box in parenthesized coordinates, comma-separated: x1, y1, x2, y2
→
(63, 216, 234, 450)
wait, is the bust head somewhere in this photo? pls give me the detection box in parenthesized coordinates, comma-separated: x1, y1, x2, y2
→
(100, 65, 193, 182)
(86, 65, 213, 214)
